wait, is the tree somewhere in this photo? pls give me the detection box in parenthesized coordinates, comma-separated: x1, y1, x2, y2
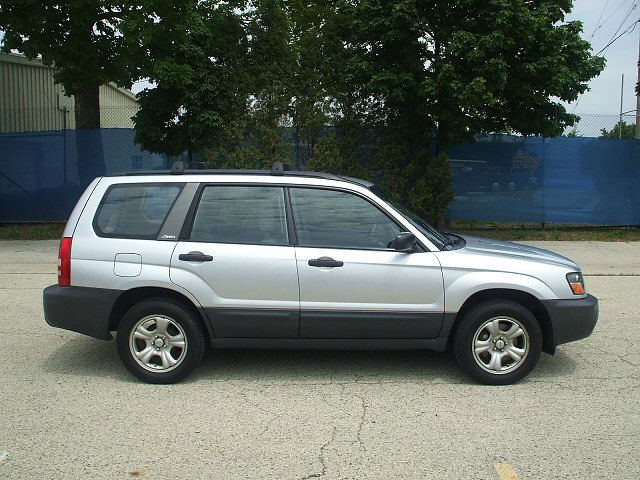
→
(285, 1, 340, 168)
(0, 1, 133, 128)
(307, 0, 605, 221)
(240, 0, 295, 168)
(564, 127, 579, 138)
(600, 121, 637, 139)
(0, 1, 134, 182)
(122, 0, 250, 166)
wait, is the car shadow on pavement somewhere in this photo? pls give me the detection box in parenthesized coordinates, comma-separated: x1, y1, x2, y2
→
(534, 349, 578, 380)
(189, 348, 464, 384)
(42, 336, 578, 385)
(41, 337, 131, 381)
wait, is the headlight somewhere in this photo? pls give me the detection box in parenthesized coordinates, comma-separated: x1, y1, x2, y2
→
(566, 272, 585, 295)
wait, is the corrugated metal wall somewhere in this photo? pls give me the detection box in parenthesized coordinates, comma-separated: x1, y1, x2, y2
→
(0, 53, 138, 132)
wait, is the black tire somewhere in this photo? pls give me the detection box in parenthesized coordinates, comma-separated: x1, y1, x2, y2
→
(453, 299, 542, 385)
(116, 298, 206, 384)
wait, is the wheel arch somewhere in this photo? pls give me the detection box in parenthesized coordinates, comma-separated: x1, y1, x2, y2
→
(108, 286, 214, 340)
(448, 288, 555, 354)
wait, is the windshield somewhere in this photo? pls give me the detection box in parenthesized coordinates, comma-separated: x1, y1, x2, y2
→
(370, 187, 449, 249)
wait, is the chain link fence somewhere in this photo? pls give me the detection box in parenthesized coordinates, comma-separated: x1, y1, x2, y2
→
(566, 113, 640, 139)
(0, 106, 139, 133)
(2, 106, 639, 138)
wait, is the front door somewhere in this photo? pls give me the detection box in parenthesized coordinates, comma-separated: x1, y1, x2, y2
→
(289, 187, 444, 339)
(170, 185, 299, 338)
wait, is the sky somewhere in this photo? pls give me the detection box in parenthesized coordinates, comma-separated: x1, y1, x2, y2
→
(1, 1, 638, 116)
(563, 0, 639, 115)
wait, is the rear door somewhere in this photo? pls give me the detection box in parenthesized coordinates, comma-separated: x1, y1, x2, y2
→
(290, 187, 445, 339)
(170, 185, 299, 338)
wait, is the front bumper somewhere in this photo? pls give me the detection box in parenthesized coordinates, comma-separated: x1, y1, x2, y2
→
(542, 294, 599, 348)
(43, 285, 120, 340)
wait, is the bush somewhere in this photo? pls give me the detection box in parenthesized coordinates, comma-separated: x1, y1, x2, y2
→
(410, 153, 454, 227)
(304, 131, 368, 178)
(304, 131, 342, 173)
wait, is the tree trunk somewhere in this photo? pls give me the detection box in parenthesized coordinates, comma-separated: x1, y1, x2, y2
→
(74, 85, 101, 129)
(74, 85, 106, 185)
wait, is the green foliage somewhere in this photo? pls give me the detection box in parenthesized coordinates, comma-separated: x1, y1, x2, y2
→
(241, 0, 295, 167)
(303, 130, 369, 179)
(332, 0, 605, 148)
(0, 1, 132, 96)
(122, 1, 249, 161)
(286, 1, 341, 164)
(600, 121, 638, 140)
(199, 0, 295, 168)
(411, 154, 455, 226)
(372, 148, 454, 227)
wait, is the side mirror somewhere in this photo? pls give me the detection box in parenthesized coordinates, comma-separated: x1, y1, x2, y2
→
(391, 232, 417, 253)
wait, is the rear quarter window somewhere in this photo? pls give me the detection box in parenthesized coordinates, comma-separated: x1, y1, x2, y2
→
(94, 183, 182, 239)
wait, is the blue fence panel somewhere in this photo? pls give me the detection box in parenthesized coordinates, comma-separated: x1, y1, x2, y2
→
(448, 136, 640, 225)
(0, 128, 171, 222)
(1, 129, 639, 224)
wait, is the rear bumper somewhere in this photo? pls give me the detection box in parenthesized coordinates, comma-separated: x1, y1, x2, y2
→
(43, 285, 120, 340)
(542, 294, 599, 349)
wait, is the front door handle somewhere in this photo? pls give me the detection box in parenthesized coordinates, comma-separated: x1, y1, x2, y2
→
(178, 251, 213, 262)
(308, 256, 344, 268)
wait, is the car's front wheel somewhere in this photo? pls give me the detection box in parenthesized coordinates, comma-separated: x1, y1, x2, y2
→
(116, 299, 206, 384)
(453, 300, 542, 385)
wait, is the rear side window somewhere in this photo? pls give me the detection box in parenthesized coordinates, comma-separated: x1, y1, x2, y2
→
(189, 186, 288, 245)
(94, 184, 182, 238)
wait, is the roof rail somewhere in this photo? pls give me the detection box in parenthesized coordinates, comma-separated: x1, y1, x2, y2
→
(108, 162, 374, 188)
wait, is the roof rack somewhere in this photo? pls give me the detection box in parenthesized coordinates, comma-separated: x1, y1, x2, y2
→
(271, 161, 290, 176)
(109, 162, 374, 188)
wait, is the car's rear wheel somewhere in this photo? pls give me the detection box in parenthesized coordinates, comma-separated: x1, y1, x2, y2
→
(453, 300, 542, 385)
(116, 299, 206, 384)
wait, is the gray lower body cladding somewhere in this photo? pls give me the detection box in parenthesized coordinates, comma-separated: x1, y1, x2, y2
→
(541, 294, 599, 348)
(43, 285, 120, 340)
(206, 308, 443, 339)
(43, 285, 599, 351)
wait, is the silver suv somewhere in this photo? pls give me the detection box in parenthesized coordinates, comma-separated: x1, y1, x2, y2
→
(43, 162, 598, 384)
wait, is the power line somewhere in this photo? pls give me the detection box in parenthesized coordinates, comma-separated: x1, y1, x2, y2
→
(589, 0, 612, 39)
(598, 2, 638, 55)
(572, 2, 635, 114)
(597, 0, 633, 33)
(596, 17, 640, 55)
(566, 1, 636, 114)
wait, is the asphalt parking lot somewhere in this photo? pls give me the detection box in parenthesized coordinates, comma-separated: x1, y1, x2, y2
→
(1, 240, 638, 479)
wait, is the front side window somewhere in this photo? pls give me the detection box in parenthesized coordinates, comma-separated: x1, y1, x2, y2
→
(95, 183, 181, 238)
(190, 186, 288, 245)
(290, 188, 402, 249)
(371, 187, 447, 249)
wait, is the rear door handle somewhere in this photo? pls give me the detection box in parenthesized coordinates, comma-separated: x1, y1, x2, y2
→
(308, 256, 344, 268)
(178, 251, 213, 262)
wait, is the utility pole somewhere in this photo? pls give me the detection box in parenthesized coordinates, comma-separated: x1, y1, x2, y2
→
(636, 26, 640, 140)
(619, 73, 624, 139)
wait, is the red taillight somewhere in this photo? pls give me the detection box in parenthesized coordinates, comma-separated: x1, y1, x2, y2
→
(58, 237, 72, 286)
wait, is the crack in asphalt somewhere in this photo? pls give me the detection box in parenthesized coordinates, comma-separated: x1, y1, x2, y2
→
(300, 425, 337, 479)
(588, 344, 639, 368)
(352, 392, 368, 452)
